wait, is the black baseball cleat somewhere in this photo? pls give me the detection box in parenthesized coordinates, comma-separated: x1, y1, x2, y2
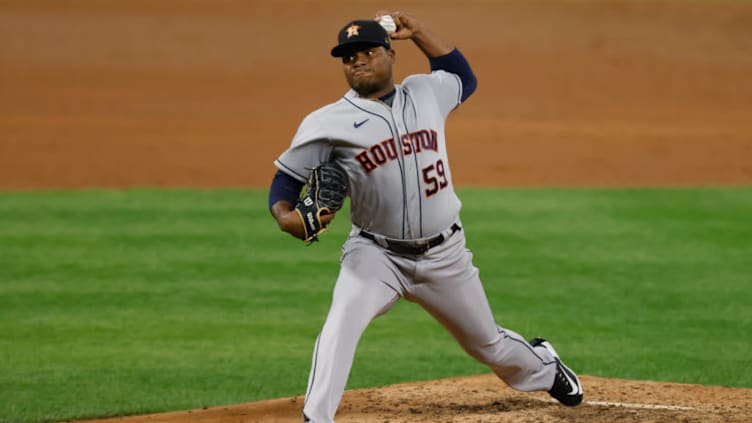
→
(530, 337, 583, 406)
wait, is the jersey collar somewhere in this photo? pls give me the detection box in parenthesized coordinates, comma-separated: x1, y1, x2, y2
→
(344, 85, 402, 109)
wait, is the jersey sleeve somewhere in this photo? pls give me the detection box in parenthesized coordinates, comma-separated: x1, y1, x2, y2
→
(429, 48, 477, 102)
(274, 113, 334, 182)
(407, 70, 462, 120)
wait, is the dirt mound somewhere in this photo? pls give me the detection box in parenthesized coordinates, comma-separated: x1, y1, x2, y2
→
(78, 374, 752, 423)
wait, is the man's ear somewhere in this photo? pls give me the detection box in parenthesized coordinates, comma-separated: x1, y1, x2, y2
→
(388, 48, 396, 63)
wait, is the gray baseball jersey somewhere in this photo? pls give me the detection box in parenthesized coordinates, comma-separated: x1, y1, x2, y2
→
(275, 70, 461, 240)
(275, 70, 560, 423)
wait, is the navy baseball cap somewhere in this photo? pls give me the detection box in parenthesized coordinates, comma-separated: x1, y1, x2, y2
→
(331, 20, 391, 57)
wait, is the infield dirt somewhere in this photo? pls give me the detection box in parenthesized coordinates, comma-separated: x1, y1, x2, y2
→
(2, 0, 751, 422)
(71, 375, 752, 423)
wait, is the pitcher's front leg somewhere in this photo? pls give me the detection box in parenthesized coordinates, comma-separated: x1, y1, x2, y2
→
(303, 265, 399, 422)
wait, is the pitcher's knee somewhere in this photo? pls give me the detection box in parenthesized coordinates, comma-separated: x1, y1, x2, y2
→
(465, 344, 501, 366)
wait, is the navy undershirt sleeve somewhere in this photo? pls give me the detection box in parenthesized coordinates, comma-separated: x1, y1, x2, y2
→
(268, 170, 304, 210)
(429, 48, 477, 102)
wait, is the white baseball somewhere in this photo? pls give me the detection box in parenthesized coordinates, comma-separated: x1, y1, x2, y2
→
(378, 15, 397, 34)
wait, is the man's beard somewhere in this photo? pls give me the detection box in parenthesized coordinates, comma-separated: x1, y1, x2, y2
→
(351, 79, 388, 97)
(349, 70, 392, 98)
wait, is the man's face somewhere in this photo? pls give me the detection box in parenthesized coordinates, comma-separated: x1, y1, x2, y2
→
(341, 46, 395, 98)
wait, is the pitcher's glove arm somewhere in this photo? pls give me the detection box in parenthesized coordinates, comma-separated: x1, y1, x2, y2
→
(294, 161, 348, 244)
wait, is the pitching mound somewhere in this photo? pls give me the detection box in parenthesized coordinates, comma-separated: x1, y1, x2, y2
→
(77, 374, 751, 423)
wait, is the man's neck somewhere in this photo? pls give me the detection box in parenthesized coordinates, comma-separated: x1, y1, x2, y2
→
(378, 88, 397, 106)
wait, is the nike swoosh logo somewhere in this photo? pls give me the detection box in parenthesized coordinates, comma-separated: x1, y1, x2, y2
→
(353, 119, 369, 128)
(560, 363, 582, 395)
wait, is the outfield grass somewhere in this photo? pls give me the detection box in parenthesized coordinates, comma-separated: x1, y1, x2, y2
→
(0, 188, 750, 423)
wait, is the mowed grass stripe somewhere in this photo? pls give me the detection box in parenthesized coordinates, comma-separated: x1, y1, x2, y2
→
(0, 187, 750, 423)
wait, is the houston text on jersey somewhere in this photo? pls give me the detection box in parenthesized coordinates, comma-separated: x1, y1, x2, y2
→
(354, 129, 439, 173)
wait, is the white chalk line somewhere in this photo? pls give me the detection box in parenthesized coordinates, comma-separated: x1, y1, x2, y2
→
(585, 400, 695, 411)
(541, 398, 696, 411)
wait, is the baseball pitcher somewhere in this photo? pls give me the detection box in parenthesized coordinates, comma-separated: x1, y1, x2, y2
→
(268, 11, 583, 423)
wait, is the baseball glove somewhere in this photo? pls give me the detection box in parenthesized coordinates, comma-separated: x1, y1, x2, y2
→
(294, 161, 348, 244)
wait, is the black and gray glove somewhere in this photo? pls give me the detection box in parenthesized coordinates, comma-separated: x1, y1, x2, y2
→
(294, 161, 348, 244)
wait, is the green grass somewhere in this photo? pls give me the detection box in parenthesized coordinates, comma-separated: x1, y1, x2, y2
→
(0, 187, 750, 423)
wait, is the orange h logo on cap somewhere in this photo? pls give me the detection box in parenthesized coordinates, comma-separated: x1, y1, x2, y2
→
(346, 24, 360, 38)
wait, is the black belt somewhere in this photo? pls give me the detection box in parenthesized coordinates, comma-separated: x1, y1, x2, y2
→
(359, 223, 462, 255)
